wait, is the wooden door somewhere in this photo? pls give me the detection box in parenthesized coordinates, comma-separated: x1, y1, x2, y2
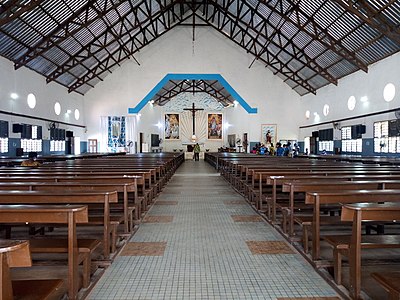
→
(88, 139, 97, 153)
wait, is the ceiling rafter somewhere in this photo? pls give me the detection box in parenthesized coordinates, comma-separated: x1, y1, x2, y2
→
(45, 0, 166, 83)
(0, 0, 44, 27)
(199, 3, 316, 94)
(224, 0, 337, 86)
(1, 0, 400, 96)
(259, 0, 368, 73)
(154, 79, 233, 106)
(13, 0, 128, 69)
(331, 0, 400, 46)
(67, 4, 190, 93)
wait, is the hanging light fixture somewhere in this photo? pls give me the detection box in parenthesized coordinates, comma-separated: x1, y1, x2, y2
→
(191, 134, 197, 142)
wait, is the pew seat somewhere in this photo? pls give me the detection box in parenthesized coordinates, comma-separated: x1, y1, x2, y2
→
(29, 238, 101, 288)
(12, 279, 64, 300)
(323, 234, 400, 285)
(371, 272, 400, 300)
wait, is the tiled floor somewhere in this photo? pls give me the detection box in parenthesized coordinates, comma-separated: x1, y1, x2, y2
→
(88, 160, 341, 300)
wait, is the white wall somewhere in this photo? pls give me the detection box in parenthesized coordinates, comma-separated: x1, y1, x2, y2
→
(83, 26, 301, 151)
(0, 56, 86, 140)
(299, 52, 400, 140)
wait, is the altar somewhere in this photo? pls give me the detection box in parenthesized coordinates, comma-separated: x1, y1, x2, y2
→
(184, 151, 205, 160)
(182, 142, 204, 152)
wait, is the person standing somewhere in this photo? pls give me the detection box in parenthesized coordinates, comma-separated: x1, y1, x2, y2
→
(193, 143, 200, 161)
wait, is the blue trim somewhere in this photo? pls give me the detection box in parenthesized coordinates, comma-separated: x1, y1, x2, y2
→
(128, 73, 258, 114)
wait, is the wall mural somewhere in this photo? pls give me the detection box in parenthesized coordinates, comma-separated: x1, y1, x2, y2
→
(208, 113, 223, 140)
(163, 92, 224, 112)
(164, 92, 223, 143)
(108, 116, 126, 147)
(165, 113, 180, 140)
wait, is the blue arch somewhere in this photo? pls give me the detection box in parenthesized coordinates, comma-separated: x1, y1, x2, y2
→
(128, 73, 258, 114)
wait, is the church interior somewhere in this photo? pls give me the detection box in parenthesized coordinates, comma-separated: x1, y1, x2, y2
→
(1, 0, 400, 299)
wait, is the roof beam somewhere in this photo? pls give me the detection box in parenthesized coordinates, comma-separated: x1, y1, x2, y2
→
(331, 0, 400, 46)
(233, 0, 337, 85)
(46, 0, 172, 84)
(0, 0, 44, 27)
(199, 3, 316, 94)
(259, 0, 368, 73)
(67, 4, 190, 93)
(13, 0, 127, 69)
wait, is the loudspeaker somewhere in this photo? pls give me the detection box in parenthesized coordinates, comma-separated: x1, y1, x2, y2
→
(312, 131, 319, 137)
(37, 126, 42, 140)
(66, 131, 73, 138)
(16, 147, 23, 156)
(351, 124, 366, 139)
(0, 121, 8, 138)
(13, 124, 23, 133)
(50, 127, 55, 140)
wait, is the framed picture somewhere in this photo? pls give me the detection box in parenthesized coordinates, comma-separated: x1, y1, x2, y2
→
(165, 113, 180, 140)
(261, 124, 277, 145)
(208, 113, 223, 140)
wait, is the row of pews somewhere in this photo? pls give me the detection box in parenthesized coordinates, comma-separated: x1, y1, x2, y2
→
(205, 152, 400, 300)
(0, 152, 184, 300)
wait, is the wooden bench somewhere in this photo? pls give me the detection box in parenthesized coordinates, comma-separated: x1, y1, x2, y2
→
(340, 202, 400, 299)
(305, 190, 400, 260)
(371, 272, 400, 300)
(1, 239, 64, 300)
(0, 190, 118, 258)
(282, 180, 400, 237)
(29, 238, 101, 289)
(0, 204, 88, 300)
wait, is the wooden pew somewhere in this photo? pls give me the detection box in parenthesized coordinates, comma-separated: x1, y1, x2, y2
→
(1, 239, 63, 300)
(341, 202, 400, 299)
(266, 174, 400, 222)
(0, 181, 138, 234)
(305, 190, 400, 260)
(371, 272, 400, 300)
(0, 191, 118, 258)
(282, 180, 400, 237)
(0, 204, 88, 300)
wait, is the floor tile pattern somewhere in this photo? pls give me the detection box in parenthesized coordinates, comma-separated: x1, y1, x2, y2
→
(89, 161, 341, 300)
(231, 215, 264, 222)
(154, 201, 178, 205)
(142, 216, 174, 223)
(277, 298, 341, 300)
(246, 241, 295, 255)
(224, 200, 248, 205)
(120, 242, 167, 256)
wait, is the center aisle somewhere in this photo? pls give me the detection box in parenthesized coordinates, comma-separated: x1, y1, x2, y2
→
(88, 160, 340, 300)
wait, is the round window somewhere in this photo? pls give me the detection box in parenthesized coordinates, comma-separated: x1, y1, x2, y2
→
(54, 102, 61, 115)
(27, 93, 36, 109)
(74, 109, 80, 120)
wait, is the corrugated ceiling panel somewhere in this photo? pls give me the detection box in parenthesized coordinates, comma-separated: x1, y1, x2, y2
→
(76, 85, 91, 95)
(308, 74, 329, 89)
(311, 1, 343, 31)
(328, 59, 359, 79)
(314, 48, 341, 69)
(66, 65, 87, 79)
(26, 56, 56, 74)
(0, 33, 26, 58)
(42, 48, 70, 68)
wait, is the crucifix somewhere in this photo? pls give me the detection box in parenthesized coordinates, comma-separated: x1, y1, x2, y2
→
(183, 103, 204, 136)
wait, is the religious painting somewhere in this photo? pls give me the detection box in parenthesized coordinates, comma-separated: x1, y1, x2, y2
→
(165, 113, 180, 140)
(208, 113, 223, 140)
(261, 124, 277, 146)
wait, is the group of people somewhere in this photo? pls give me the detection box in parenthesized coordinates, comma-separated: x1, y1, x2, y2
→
(252, 141, 300, 157)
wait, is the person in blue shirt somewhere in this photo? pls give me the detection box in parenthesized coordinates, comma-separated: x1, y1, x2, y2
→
(276, 142, 284, 156)
(259, 144, 266, 155)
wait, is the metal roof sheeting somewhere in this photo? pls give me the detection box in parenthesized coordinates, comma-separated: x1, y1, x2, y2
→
(0, 0, 399, 96)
